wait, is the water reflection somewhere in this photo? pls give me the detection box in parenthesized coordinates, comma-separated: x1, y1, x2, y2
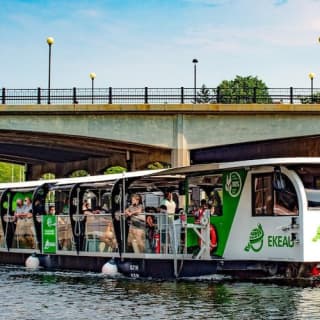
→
(1, 266, 320, 319)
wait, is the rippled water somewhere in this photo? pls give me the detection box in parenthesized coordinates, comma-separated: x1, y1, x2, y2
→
(1, 266, 320, 320)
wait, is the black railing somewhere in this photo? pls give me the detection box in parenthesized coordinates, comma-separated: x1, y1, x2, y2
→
(0, 87, 319, 105)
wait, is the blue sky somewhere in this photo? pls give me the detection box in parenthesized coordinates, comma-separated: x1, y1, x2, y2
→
(1, 0, 320, 89)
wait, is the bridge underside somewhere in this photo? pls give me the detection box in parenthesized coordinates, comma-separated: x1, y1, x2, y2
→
(191, 135, 320, 164)
(0, 130, 171, 179)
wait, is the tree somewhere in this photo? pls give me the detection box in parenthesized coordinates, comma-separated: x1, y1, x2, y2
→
(300, 92, 320, 104)
(0, 162, 24, 182)
(217, 75, 272, 104)
(196, 84, 214, 103)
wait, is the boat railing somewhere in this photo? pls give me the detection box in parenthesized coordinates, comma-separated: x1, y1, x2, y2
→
(3, 212, 208, 256)
(78, 212, 186, 255)
(83, 213, 117, 253)
(57, 215, 73, 251)
(12, 217, 37, 249)
(121, 212, 186, 255)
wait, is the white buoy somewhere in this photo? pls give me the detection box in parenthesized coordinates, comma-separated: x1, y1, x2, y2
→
(101, 259, 118, 276)
(25, 254, 40, 269)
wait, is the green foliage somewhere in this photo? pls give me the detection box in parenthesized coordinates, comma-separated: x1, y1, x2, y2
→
(41, 173, 55, 180)
(217, 75, 272, 104)
(0, 162, 25, 183)
(196, 84, 214, 103)
(69, 170, 89, 177)
(147, 162, 171, 170)
(104, 166, 127, 174)
(299, 92, 320, 104)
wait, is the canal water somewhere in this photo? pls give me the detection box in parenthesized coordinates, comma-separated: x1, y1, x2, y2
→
(1, 266, 320, 320)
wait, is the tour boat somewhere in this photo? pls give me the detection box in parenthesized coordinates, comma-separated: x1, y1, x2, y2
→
(1, 158, 320, 283)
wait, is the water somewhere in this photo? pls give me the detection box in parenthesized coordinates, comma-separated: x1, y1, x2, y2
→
(1, 266, 320, 320)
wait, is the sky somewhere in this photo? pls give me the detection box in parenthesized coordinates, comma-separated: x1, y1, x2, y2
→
(1, 0, 320, 89)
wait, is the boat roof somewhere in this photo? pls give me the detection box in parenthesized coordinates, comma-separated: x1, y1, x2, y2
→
(1, 157, 320, 191)
(159, 157, 320, 176)
(0, 169, 164, 190)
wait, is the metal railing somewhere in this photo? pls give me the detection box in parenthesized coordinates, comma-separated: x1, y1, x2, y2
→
(1, 87, 319, 105)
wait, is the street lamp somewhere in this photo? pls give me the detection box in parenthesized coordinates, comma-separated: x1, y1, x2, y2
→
(192, 58, 198, 103)
(46, 37, 54, 104)
(90, 72, 96, 104)
(309, 72, 315, 103)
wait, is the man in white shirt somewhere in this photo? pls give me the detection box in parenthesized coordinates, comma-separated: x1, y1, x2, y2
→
(161, 191, 181, 254)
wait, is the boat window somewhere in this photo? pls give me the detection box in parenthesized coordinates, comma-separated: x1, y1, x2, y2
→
(45, 190, 70, 215)
(189, 175, 223, 216)
(252, 173, 298, 216)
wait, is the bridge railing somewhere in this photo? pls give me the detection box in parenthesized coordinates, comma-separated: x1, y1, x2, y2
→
(1, 87, 319, 105)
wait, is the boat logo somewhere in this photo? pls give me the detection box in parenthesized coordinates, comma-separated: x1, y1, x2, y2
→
(225, 171, 242, 198)
(245, 223, 264, 253)
(46, 217, 56, 228)
(312, 226, 320, 242)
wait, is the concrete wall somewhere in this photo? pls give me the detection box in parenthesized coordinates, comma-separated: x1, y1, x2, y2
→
(1, 103, 320, 169)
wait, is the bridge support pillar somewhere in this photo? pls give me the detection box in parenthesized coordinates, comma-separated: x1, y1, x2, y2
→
(171, 114, 190, 167)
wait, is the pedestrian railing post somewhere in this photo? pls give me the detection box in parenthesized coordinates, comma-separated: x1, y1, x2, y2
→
(253, 87, 257, 103)
(144, 87, 148, 104)
(180, 87, 184, 104)
(2, 88, 5, 105)
(290, 87, 293, 104)
(37, 87, 41, 104)
(108, 87, 113, 104)
(73, 87, 77, 104)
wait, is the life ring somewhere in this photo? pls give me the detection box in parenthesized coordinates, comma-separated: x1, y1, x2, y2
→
(198, 224, 217, 251)
(210, 224, 217, 250)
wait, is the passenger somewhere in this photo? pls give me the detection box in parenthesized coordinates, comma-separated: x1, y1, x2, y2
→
(125, 194, 143, 218)
(158, 204, 168, 252)
(23, 197, 32, 214)
(160, 191, 176, 220)
(62, 198, 69, 214)
(145, 207, 156, 252)
(194, 199, 208, 222)
(161, 191, 181, 254)
(92, 205, 105, 214)
(34, 199, 45, 216)
(14, 198, 35, 248)
(82, 200, 92, 215)
(209, 190, 222, 216)
(14, 198, 32, 220)
(48, 206, 55, 215)
(125, 194, 144, 253)
(14, 199, 25, 220)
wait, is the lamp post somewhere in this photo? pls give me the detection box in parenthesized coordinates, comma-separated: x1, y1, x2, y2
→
(46, 37, 54, 104)
(192, 58, 198, 103)
(90, 72, 96, 104)
(309, 72, 315, 103)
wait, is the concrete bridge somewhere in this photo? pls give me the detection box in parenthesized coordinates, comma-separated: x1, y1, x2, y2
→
(1, 103, 320, 179)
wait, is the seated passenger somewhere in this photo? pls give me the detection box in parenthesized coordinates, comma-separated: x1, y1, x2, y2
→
(62, 198, 69, 214)
(91, 205, 106, 215)
(82, 200, 92, 215)
(48, 206, 55, 215)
